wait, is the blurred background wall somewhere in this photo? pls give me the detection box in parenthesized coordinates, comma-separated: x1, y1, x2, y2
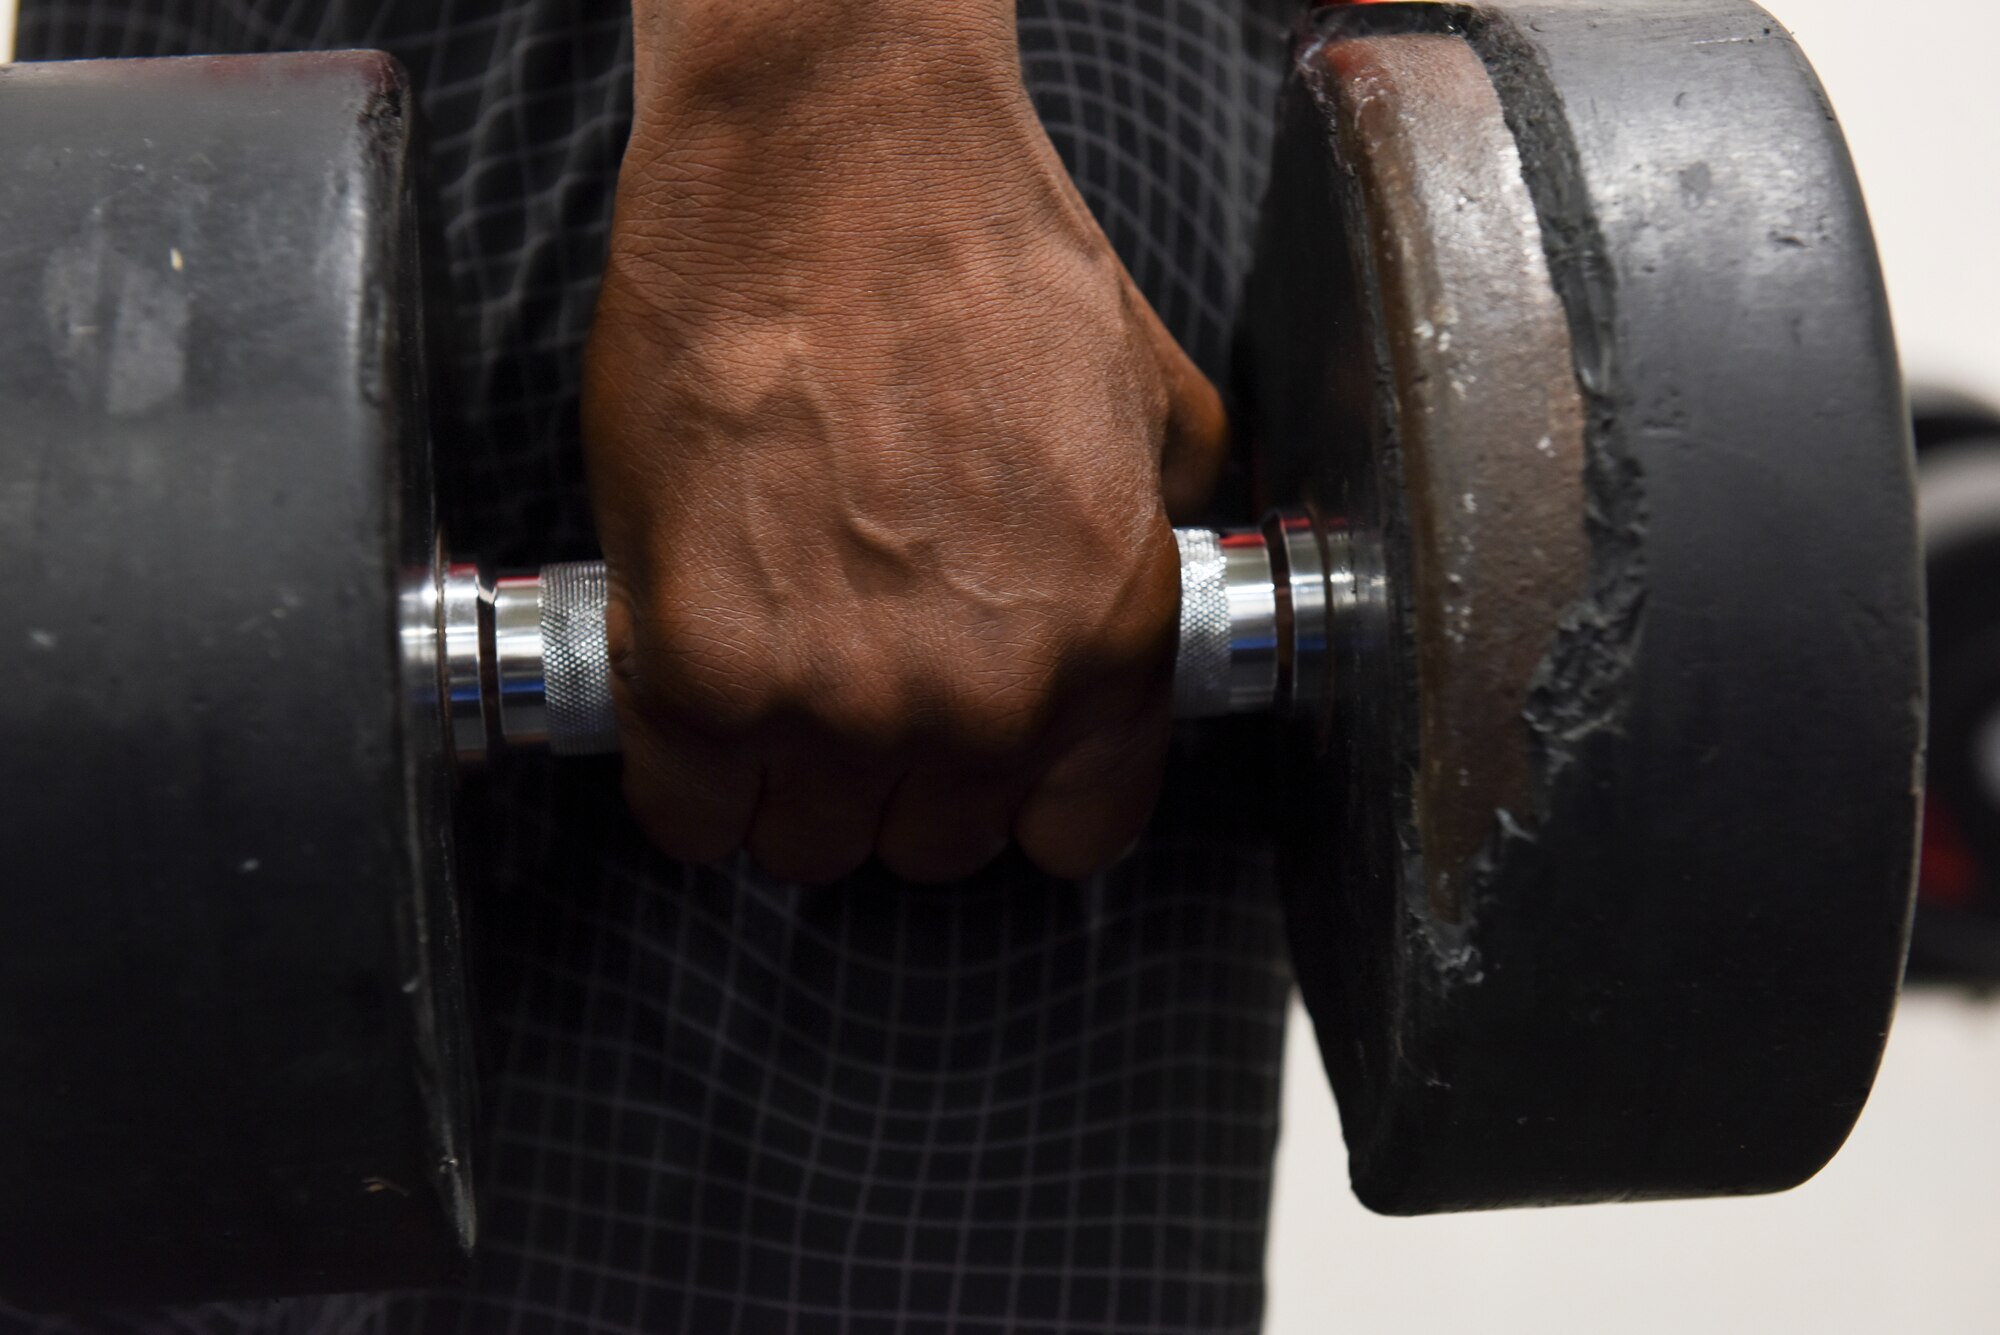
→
(1266, 1, 2000, 1328)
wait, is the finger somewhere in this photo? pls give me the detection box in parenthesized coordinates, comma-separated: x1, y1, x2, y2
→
(1159, 358, 1229, 523)
(618, 714, 761, 865)
(744, 737, 898, 885)
(1130, 287, 1229, 522)
(604, 578, 763, 863)
(875, 766, 1021, 885)
(1012, 679, 1173, 880)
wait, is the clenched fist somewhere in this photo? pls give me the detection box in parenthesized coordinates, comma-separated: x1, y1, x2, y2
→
(583, 0, 1226, 883)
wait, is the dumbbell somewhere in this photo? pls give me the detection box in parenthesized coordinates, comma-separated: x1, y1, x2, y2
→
(0, 0, 1926, 1311)
(1911, 391, 2000, 984)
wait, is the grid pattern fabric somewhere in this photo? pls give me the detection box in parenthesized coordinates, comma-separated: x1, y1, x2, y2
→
(8, 1, 1302, 1330)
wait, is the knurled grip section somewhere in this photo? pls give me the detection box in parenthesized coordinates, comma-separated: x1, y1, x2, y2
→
(539, 561, 621, 755)
(1173, 528, 1233, 719)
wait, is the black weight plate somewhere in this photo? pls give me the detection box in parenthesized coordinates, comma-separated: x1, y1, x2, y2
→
(0, 54, 472, 1304)
(1246, 1, 1923, 1211)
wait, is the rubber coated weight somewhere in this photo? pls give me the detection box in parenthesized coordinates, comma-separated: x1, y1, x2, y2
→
(1245, 1, 1923, 1212)
(0, 54, 472, 1305)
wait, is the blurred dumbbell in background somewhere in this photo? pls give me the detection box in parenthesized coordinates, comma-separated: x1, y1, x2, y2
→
(1914, 387, 2000, 988)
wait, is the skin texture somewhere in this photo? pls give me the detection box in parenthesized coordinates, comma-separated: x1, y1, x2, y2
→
(583, 0, 1227, 883)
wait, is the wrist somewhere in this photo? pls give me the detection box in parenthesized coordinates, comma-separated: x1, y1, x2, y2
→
(632, 0, 1022, 115)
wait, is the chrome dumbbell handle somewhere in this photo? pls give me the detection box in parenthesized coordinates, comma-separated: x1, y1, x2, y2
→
(1170, 514, 1330, 720)
(436, 511, 1329, 762)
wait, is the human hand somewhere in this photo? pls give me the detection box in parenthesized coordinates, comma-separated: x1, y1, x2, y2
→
(583, 0, 1227, 882)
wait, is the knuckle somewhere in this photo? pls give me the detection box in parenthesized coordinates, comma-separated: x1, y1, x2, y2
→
(621, 774, 741, 866)
(942, 672, 1054, 755)
(748, 822, 872, 886)
(1015, 821, 1134, 882)
(808, 676, 915, 752)
(619, 587, 779, 736)
(879, 643, 1059, 759)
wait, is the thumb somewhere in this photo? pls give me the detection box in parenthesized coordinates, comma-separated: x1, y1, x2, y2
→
(1145, 312, 1229, 523)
